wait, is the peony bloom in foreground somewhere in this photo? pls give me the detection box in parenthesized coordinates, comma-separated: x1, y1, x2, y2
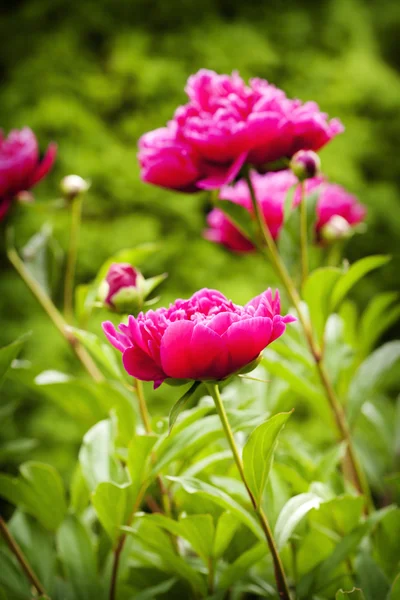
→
(0, 127, 57, 220)
(205, 170, 366, 252)
(138, 69, 343, 192)
(103, 288, 295, 387)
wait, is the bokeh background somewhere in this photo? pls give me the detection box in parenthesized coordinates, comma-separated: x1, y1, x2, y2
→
(1, 0, 399, 478)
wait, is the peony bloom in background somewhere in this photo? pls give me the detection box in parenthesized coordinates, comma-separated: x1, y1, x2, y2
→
(103, 288, 295, 388)
(138, 69, 343, 192)
(205, 170, 366, 252)
(316, 184, 367, 242)
(0, 127, 57, 220)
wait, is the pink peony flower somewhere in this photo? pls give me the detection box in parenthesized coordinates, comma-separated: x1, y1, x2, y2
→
(0, 127, 57, 220)
(205, 170, 366, 251)
(105, 263, 140, 307)
(103, 288, 295, 388)
(316, 184, 366, 238)
(138, 69, 343, 191)
(205, 170, 322, 252)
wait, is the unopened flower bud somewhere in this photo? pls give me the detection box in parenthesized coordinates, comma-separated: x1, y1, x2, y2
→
(320, 215, 353, 243)
(290, 150, 321, 181)
(60, 175, 90, 201)
(102, 262, 167, 314)
(15, 191, 34, 204)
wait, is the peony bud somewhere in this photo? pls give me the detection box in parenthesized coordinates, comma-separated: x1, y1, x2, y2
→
(320, 215, 353, 243)
(60, 175, 90, 201)
(102, 262, 167, 314)
(290, 150, 321, 181)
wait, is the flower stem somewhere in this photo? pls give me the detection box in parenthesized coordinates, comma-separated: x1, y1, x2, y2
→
(206, 383, 292, 600)
(244, 173, 373, 512)
(0, 516, 50, 599)
(7, 245, 104, 383)
(64, 195, 83, 322)
(299, 181, 308, 287)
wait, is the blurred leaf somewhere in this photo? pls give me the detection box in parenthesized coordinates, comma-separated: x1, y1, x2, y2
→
(387, 575, 400, 600)
(0, 461, 66, 530)
(212, 512, 239, 558)
(69, 464, 90, 515)
(69, 328, 123, 379)
(314, 442, 348, 481)
(168, 476, 263, 540)
(0, 439, 38, 463)
(21, 224, 63, 296)
(219, 543, 265, 589)
(216, 199, 256, 243)
(331, 256, 390, 310)
(348, 341, 400, 424)
(79, 419, 128, 491)
(374, 508, 400, 578)
(336, 589, 365, 599)
(134, 578, 177, 600)
(275, 492, 323, 549)
(355, 552, 390, 600)
(168, 381, 202, 434)
(57, 515, 100, 600)
(95, 244, 160, 283)
(92, 481, 132, 543)
(359, 293, 400, 356)
(242, 412, 292, 508)
(283, 185, 297, 222)
(127, 434, 157, 500)
(0, 549, 31, 600)
(0, 336, 26, 389)
(303, 267, 342, 342)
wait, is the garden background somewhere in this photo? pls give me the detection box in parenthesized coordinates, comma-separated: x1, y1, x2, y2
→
(1, 0, 399, 483)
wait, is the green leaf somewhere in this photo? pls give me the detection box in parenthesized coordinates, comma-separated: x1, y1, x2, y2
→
(21, 224, 63, 296)
(0, 461, 66, 530)
(0, 549, 31, 600)
(0, 336, 26, 389)
(275, 492, 323, 549)
(92, 481, 132, 543)
(168, 476, 263, 540)
(127, 434, 158, 500)
(283, 185, 297, 222)
(387, 574, 400, 600)
(359, 293, 400, 356)
(374, 508, 400, 579)
(303, 267, 343, 342)
(216, 199, 256, 243)
(348, 341, 400, 425)
(219, 543, 266, 589)
(331, 255, 390, 310)
(95, 244, 159, 283)
(212, 512, 239, 558)
(168, 381, 202, 434)
(69, 327, 122, 379)
(355, 552, 390, 600)
(79, 419, 127, 491)
(57, 515, 100, 600)
(69, 464, 90, 515)
(242, 412, 292, 508)
(336, 589, 366, 599)
(135, 578, 177, 600)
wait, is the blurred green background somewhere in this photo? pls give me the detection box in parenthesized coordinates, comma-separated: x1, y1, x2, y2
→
(0, 0, 399, 477)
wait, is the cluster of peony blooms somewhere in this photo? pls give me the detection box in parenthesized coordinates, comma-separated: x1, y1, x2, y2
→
(138, 69, 343, 191)
(204, 169, 367, 251)
(0, 127, 57, 219)
(103, 288, 295, 388)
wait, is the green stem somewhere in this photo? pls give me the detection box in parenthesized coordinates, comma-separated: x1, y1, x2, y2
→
(244, 173, 374, 512)
(299, 181, 308, 287)
(64, 195, 83, 322)
(0, 516, 50, 599)
(7, 245, 104, 383)
(207, 557, 215, 595)
(206, 383, 292, 600)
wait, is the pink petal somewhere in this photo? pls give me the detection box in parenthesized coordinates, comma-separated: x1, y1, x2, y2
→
(189, 323, 230, 379)
(160, 320, 196, 379)
(223, 317, 273, 372)
(102, 321, 131, 353)
(123, 346, 166, 382)
(197, 152, 247, 190)
(28, 142, 57, 187)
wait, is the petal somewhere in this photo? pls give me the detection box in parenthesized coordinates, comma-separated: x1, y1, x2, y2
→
(189, 324, 230, 379)
(160, 320, 196, 379)
(207, 312, 240, 335)
(123, 346, 166, 382)
(102, 321, 131, 353)
(223, 317, 273, 372)
(28, 142, 57, 187)
(197, 152, 247, 190)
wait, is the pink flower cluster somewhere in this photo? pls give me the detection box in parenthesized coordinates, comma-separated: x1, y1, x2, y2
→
(103, 288, 294, 387)
(138, 69, 343, 192)
(0, 128, 57, 220)
(205, 170, 366, 251)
